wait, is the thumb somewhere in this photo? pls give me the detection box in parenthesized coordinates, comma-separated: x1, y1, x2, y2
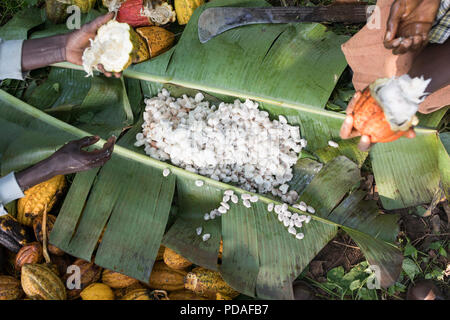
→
(83, 12, 114, 33)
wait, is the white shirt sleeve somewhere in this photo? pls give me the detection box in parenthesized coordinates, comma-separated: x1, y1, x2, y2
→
(0, 172, 25, 216)
(0, 38, 26, 80)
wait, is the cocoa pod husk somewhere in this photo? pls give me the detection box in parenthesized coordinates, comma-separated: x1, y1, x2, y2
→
(45, 0, 70, 24)
(63, 259, 102, 300)
(117, 0, 152, 27)
(102, 269, 139, 289)
(15, 242, 43, 272)
(185, 267, 239, 299)
(168, 288, 208, 300)
(156, 245, 165, 261)
(50, 254, 73, 277)
(163, 247, 192, 270)
(21, 263, 66, 300)
(33, 214, 64, 256)
(0, 275, 23, 300)
(114, 282, 146, 299)
(80, 283, 115, 300)
(0, 214, 31, 253)
(148, 261, 187, 291)
(17, 175, 66, 227)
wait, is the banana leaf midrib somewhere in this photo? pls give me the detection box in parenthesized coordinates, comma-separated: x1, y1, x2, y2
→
(51, 63, 438, 135)
(0, 88, 401, 248)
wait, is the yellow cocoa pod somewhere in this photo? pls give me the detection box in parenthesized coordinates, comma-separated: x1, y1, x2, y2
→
(122, 288, 169, 300)
(148, 261, 187, 291)
(136, 26, 175, 58)
(21, 263, 66, 300)
(0, 275, 23, 300)
(163, 247, 192, 270)
(218, 239, 223, 262)
(131, 28, 150, 64)
(121, 288, 153, 300)
(17, 175, 66, 227)
(174, 0, 205, 25)
(156, 245, 165, 261)
(216, 292, 233, 300)
(114, 282, 146, 299)
(80, 283, 115, 300)
(72, 0, 96, 13)
(168, 289, 208, 300)
(102, 269, 139, 289)
(185, 267, 239, 299)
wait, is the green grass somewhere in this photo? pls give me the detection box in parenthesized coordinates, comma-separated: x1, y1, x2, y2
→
(300, 237, 448, 300)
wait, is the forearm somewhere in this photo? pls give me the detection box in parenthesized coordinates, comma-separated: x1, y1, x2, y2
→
(15, 158, 56, 192)
(21, 34, 68, 72)
(409, 40, 450, 93)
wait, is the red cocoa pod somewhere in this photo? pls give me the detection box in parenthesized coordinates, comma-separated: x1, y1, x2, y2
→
(117, 0, 152, 27)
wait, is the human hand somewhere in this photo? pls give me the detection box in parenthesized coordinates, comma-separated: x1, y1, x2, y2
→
(16, 136, 116, 192)
(339, 91, 416, 151)
(384, 0, 441, 55)
(65, 12, 122, 78)
(47, 136, 116, 176)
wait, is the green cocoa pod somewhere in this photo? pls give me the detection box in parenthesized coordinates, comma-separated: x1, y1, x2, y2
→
(45, 0, 70, 24)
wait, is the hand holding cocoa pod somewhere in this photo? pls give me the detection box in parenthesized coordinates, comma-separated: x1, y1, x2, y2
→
(339, 75, 428, 151)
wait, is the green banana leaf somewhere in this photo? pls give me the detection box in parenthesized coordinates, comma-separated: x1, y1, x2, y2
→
(0, 7, 45, 40)
(53, 0, 445, 209)
(0, 87, 402, 299)
(438, 132, 450, 198)
(2, 0, 446, 299)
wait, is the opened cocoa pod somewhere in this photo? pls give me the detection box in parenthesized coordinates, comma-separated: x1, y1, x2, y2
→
(117, 0, 176, 27)
(0, 214, 31, 253)
(351, 75, 429, 143)
(17, 175, 66, 227)
(136, 26, 175, 58)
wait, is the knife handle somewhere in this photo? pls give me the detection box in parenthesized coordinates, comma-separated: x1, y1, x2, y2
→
(249, 4, 371, 24)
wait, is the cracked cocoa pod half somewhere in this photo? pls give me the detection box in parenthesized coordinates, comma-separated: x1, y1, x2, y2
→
(0, 215, 31, 253)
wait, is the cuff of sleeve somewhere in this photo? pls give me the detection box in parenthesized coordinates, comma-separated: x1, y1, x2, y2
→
(0, 40, 26, 80)
(0, 172, 25, 205)
(0, 204, 7, 216)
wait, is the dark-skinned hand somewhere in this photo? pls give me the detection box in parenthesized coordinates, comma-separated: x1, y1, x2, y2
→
(65, 12, 122, 78)
(384, 0, 441, 54)
(48, 136, 116, 176)
(339, 91, 416, 151)
(16, 136, 116, 192)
